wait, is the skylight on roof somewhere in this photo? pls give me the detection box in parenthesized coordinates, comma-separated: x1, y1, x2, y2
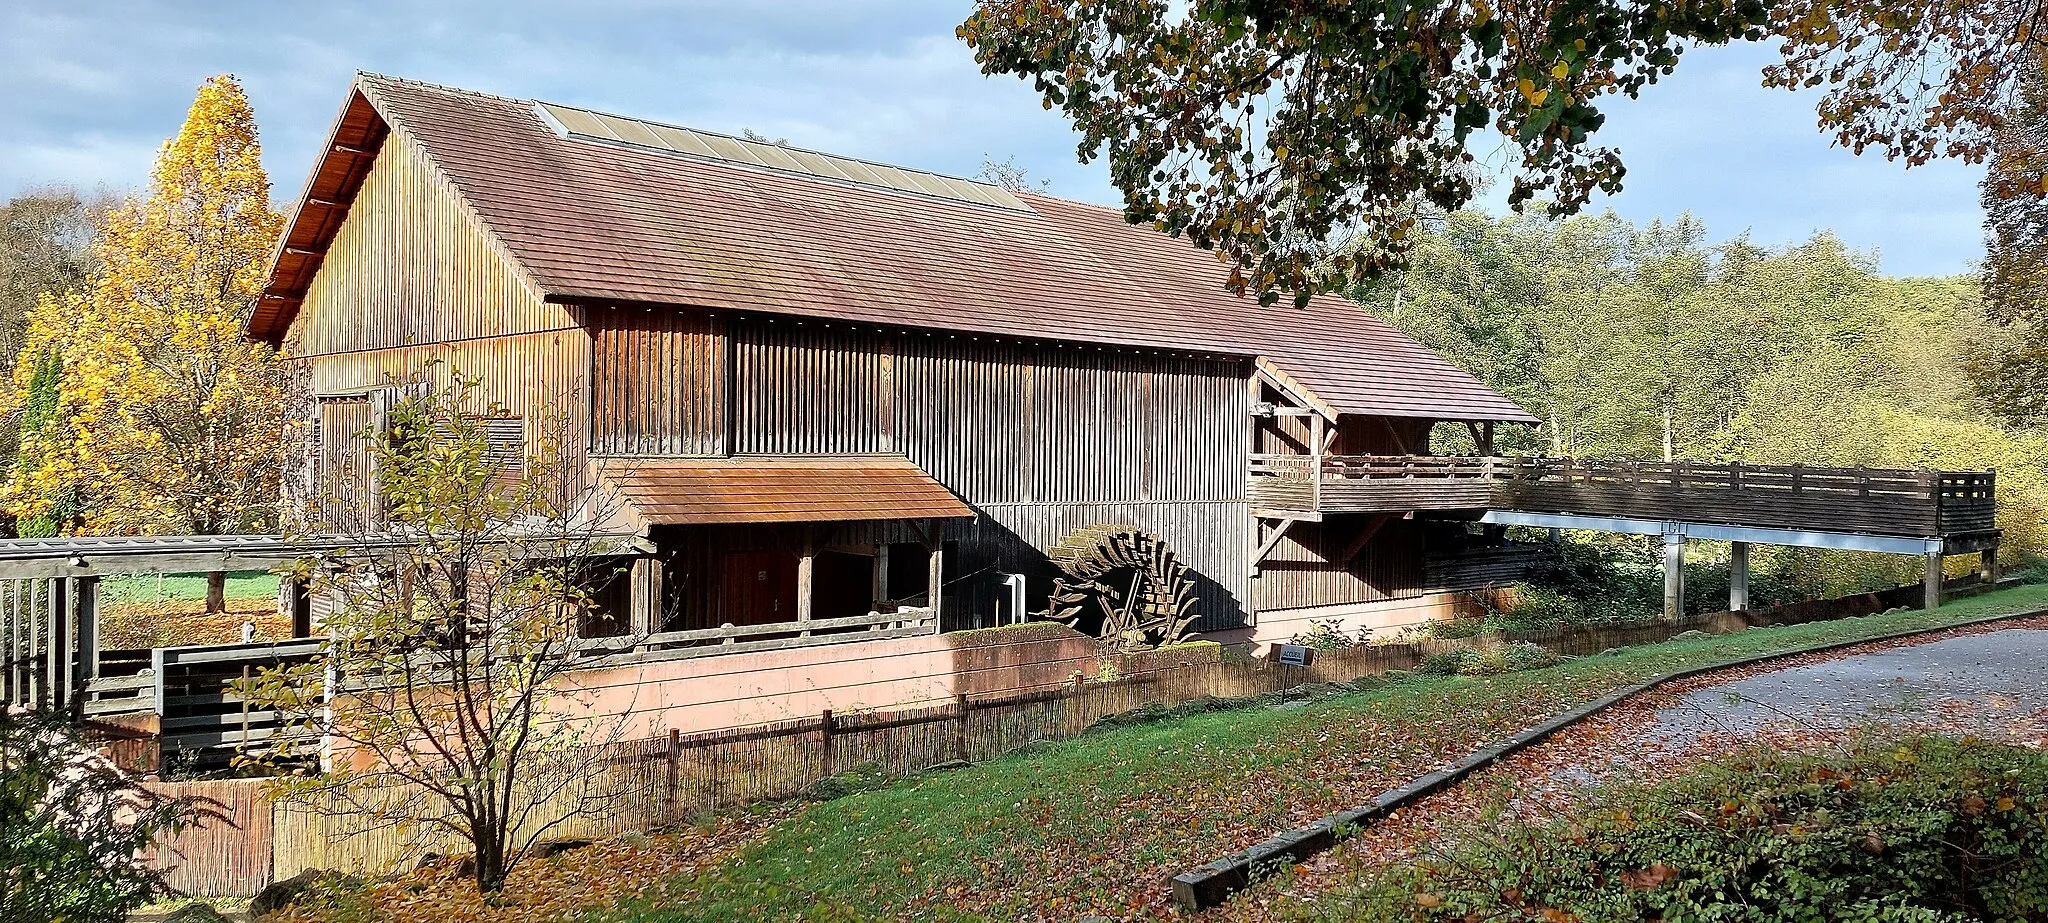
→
(533, 102, 1031, 212)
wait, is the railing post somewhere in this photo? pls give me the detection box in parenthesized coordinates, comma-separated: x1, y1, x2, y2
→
(1309, 414, 1326, 513)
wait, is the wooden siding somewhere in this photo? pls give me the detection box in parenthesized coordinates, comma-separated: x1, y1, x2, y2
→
(724, 318, 1248, 503)
(291, 125, 570, 356)
(1251, 518, 1427, 612)
(584, 316, 1258, 629)
(588, 308, 727, 455)
(730, 319, 1254, 629)
(297, 334, 593, 499)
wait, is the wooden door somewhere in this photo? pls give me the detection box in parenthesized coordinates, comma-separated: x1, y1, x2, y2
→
(716, 550, 797, 626)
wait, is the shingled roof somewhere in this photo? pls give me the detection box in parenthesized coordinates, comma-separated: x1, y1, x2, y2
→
(257, 74, 1537, 424)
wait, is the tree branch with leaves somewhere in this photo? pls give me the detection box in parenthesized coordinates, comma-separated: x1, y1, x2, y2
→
(239, 369, 636, 893)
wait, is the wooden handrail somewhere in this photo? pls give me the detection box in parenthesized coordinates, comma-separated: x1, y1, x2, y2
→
(1246, 454, 1993, 504)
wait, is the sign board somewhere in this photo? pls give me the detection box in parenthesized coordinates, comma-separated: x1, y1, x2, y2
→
(1276, 643, 1312, 667)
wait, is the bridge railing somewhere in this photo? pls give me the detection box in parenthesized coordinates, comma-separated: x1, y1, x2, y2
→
(1247, 454, 1996, 536)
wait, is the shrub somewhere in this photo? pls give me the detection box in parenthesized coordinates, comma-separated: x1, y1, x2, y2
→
(1491, 586, 1583, 632)
(1, 709, 207, 923)
(1289, 617, 1369, 650)
(1415, 642, 1565, 677)
(1344, 734, 2048, 922)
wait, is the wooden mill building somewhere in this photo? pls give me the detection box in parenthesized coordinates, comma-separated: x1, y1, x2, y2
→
(249, 74, 1546, 647)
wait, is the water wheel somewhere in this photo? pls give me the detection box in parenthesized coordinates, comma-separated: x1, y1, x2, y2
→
(1044, 525, 1199, 651)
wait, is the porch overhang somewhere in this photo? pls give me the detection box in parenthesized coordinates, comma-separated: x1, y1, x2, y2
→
(597, 454, 976, 527)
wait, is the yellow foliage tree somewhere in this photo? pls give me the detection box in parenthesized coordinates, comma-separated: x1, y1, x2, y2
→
(1, 75, 285, 610)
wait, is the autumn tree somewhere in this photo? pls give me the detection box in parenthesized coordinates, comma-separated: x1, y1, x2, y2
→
(961, 0, 2043, 303)
(240, 371, 633, 894)
(0, 75, 284, 609)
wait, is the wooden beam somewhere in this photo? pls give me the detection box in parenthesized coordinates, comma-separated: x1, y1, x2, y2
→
(1341, 515, 1393, 563)
(1250, 509, 1322, 522)
(1375, 416, 1409, 454)
(1249, 518, 1298, 576)
(1923, 552, 1943, 610)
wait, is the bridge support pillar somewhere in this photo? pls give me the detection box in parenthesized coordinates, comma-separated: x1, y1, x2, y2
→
(1662, 533, 1685, 623)
(1923, 552, 1944, 610)
(1728, 541, 1750, 613)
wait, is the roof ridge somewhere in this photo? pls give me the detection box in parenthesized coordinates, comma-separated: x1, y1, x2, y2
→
(354, 71, 531, 107)
(538, 98, 1003, 192)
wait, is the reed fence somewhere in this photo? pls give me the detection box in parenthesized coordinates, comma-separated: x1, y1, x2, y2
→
(145, 573, 2004, 896)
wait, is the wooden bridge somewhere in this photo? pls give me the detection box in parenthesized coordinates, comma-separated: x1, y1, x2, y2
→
(1250, 455, 1995, 538)
(1249, 454, 2001, 616)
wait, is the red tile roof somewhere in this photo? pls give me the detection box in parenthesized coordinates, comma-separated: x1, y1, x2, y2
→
(599, 456, 974, 525)
(257, 74, 1537, 424)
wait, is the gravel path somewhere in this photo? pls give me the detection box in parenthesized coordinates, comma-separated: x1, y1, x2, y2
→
(1209, 619, 2048, 921)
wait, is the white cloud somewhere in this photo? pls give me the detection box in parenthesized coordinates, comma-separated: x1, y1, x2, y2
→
(0, 3, 1986, 275)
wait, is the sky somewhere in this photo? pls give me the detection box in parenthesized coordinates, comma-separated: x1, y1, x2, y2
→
(0, 1, 1988, 278)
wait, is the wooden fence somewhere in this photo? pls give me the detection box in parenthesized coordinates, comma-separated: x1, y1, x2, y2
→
(143, 574, 2008, 896)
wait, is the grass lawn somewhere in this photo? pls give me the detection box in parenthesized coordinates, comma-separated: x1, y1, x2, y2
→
(99, 569, 280, 604)
(595, 583, 2048, 923)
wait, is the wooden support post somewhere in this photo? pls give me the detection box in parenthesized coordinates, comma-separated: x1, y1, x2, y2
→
(1661, 533, 1685, 624)
(1728, 541, 1750, 613)
(629, 556, 664, 640)
(1980, 546, 2000, 582)
(74, 576, 99, 703)
(1924, 552, 1944, 610)
(1309, 413, 1326, 512)
(796, 528, 816, 636)
(873, 543, 890, 607)
(925, 519, 945, 625)
(289, 576, 313, 638)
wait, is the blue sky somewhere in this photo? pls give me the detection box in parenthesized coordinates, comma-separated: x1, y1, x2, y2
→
(0, 1, 1986, 277)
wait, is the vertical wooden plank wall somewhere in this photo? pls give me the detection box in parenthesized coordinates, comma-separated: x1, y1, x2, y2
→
(589, 308, 727, 455)
(1250, 402, 1440, 611)
(284, 126, 591, 494)
(735, 318, 1253, 630)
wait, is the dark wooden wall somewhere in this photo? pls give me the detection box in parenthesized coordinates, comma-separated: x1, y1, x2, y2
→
(591, 311, 1256, 630)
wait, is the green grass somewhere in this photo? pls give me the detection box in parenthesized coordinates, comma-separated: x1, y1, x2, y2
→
(98, 570, 279, 605)
(594, 584, 2048, 923)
